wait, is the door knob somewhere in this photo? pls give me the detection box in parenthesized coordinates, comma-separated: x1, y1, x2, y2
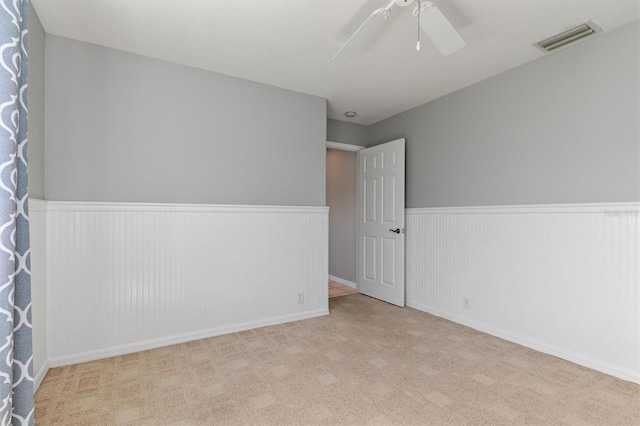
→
(389, 228, 401, 234)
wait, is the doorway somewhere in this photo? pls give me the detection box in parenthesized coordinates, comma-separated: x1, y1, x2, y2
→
(326, 142, 364, 298)
(328, 280, 357, 298)
(327, 138, 406, 306)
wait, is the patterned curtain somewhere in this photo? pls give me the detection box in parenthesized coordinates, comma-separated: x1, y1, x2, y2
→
(0, 0, 33, 424)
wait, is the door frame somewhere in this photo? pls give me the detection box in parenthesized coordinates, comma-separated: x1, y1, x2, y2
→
(326, 141, 365, 153)
(326, 141, 365, 291)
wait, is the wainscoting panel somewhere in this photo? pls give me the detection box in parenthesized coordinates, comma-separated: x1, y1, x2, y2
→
(45, 202, 328, 365)
(406, 203, 639, 383)
(29, 199, 48, 389)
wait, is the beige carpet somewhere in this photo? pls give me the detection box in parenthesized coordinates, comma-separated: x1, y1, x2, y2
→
(36, 294, 640, 425)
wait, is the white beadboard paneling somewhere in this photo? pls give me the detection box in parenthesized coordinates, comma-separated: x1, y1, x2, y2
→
(29, 198, 48, 389)
(406, 203, 640, 383)
(45, 202, 328, 365)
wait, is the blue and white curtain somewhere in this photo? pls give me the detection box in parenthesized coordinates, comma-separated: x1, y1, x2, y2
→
(0, 0, 33, 424)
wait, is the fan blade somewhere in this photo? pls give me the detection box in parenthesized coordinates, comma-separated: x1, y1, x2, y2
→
(332, 8, 390, 61)
(418, 4, 466, 56)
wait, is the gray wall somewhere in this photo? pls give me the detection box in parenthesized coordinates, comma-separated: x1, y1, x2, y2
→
(27, 2, 45, 199)
(27, 2, 47, 391)
(45, 36, 326, 206)
(369, 21, 640, 208)
(326, 148, 357, 283)
(327, 118, 369, 146)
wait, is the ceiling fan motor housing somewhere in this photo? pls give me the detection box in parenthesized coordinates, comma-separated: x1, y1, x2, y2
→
(394, 0, 415, 7)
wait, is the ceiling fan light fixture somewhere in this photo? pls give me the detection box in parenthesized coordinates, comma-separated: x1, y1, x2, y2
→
(536, 21, 602, 52)
(331, 0, 465, 61)
(345, 111, 357, 118)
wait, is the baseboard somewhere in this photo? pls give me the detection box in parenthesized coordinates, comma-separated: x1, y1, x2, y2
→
(406, 300, 640, 385)
(34, 360, 50, 391)
(48, 308, 328, 368)
(329, 275, 356, 290)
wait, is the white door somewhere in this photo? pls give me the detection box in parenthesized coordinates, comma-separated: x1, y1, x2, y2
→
(357, 138, 405, 307)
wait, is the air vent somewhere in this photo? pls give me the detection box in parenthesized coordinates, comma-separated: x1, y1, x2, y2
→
(536, 21, 602, 52)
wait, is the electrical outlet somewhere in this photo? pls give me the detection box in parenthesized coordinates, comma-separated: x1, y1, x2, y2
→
(297, 291, 304, 304)
(463, 297, 471, 309)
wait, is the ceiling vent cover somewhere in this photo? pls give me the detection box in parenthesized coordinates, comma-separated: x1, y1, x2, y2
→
(536, 21, 602, 52)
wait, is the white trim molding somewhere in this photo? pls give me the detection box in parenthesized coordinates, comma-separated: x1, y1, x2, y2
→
(29, 198, 47, 212)
(45, 200, 329, 214)
(34, 360, 50, 391)
(326, 141, 365, 152)
(407, 202, 640, 215)
(406, 202, 640, 384)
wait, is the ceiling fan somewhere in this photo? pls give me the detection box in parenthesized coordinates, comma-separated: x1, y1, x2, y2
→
(332, 0, 466, 60)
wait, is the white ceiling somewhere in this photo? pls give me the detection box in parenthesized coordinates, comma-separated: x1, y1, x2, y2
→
(31, 0, 639, 125)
